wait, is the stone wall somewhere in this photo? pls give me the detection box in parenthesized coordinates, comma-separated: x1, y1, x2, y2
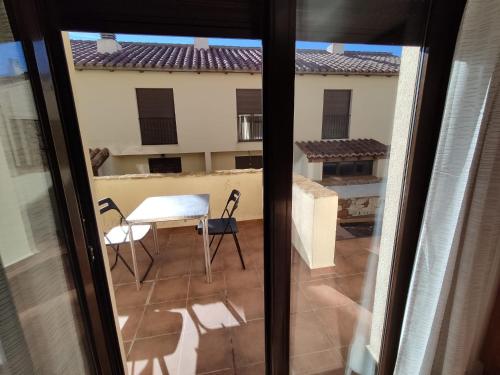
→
(337, 196, 383, 223)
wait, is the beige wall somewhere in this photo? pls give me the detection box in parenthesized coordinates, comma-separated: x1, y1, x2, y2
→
(367, 47, 421, 360)
(293, 74, 397, 181)
(93, 170, 263, 230)
(294, 74, 398, 145)
(100, 152, 206, 175)
(62, 33, 398, 177)
(64, 38, 262, 157)
(68, 68, 396, 155)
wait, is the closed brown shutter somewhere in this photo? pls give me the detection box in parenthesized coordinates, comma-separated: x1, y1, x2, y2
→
(235, 155, 263, 169)
(148, 157, 182, 173)
(136, 88, 175, 118)
(322, 89, 351, 139)
(136, 88, 178, 144)
(236, 89, 262, 114)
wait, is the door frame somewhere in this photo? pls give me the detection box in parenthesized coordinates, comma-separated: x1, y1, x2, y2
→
(3, 0, 121, 373)
(4, 0, 467, 373)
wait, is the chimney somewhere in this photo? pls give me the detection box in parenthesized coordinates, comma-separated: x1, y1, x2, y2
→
(97, 33, 122, 54)
(327, 43, 344, 54)
(194, 37, 209, 50)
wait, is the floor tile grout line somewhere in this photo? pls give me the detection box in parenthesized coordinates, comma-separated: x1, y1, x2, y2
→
(132, 330, 186, 343)
(290, 346, 348, 368)
(126, 304, 147, 359)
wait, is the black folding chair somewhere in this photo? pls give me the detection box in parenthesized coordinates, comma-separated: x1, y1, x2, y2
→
(196, 189, 246, 269)
(98, 197, 154, 282)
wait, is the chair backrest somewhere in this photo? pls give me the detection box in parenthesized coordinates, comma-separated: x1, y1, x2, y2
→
(98, 197, 127, 223)
(221, 189, 241, 219)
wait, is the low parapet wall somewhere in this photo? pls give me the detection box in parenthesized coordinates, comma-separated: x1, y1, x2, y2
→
(292, 175, 338, 269)
(93, 169, 263, 230)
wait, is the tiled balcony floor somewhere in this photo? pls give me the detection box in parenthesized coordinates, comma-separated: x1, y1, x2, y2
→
(108, 220, 378, 375)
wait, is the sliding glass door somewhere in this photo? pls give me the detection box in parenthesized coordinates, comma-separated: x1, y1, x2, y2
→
(0, 2, 94, 372)
(1, 0, 467, 373)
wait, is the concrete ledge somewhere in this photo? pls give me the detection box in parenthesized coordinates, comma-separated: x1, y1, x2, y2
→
(94, 168, 262, 180)
(292, 174, 338, 269)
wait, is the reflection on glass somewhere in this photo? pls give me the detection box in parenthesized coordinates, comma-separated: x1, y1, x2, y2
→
(0, 3, 92, 373)
(64, 31, 265, 373)
(290, 35, 418, 373)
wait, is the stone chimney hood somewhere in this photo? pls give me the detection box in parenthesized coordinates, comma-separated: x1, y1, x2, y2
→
(327, 43, 344, 54)
(97, 33, 122, 54)
(194, 37, 209, 50)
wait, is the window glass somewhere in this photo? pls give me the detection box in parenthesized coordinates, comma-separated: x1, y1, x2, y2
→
(291, 30, 420, 372)
(0, 4, 92, 372)
(64, 31, 265, 373)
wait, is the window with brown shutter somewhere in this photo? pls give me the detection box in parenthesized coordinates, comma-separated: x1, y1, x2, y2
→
(136, 88, 178, 145)
(322, 89, 351, 139)
(323, 160, 373, 177)
(236, 89, 263, 142)
(148, 157, 182, 173)
(235, 155, 263, 169)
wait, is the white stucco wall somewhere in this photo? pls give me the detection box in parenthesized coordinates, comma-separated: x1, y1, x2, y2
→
(368, 46, 421, 360)
(292, 175, 338, 269)
(62, 33, 398, 176)
(292, 148, 323, 181)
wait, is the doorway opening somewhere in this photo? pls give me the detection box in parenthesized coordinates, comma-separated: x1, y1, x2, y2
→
(64, 31, 265, 374)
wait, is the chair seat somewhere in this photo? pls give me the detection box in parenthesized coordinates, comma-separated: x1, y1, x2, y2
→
(104, 224, 151, 245)
(197, 218, 238, 235)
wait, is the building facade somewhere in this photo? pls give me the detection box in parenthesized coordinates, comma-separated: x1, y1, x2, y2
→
(63, 33, 399, 181)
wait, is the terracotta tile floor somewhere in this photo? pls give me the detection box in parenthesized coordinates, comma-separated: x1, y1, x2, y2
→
(108, 220, 378, 375)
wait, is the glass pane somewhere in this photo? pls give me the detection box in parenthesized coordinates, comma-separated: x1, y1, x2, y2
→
(64, 31, 265, 373)
(291, 12, 420, 374)
(0, 3, 92, 373)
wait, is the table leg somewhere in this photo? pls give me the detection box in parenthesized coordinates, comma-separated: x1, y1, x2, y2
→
(152, 222, 160, 255)
(202, 216, 212, 283)
(128, 223, 141, 290)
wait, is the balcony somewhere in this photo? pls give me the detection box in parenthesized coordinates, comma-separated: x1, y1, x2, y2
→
(95, 170, 379, 374)
(237, 114, 263, 142)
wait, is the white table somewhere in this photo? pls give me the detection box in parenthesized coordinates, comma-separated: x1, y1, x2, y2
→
(126, 194, 211, 289)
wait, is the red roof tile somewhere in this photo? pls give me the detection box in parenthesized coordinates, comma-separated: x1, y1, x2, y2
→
(70, 40, 400, 75)
(296, 139, 389, 161)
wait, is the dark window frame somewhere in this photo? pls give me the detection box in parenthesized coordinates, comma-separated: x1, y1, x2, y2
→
(235, 155, 263, 169)
(321, 89, 351, 139)
(323, 160, 373, 177)
(136, 88, 178, 145)
(6, 0, 468, 373)
(148, 157, 182, 173)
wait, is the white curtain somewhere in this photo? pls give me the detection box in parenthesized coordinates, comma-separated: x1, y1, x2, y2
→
(394, 0, 500, 374)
